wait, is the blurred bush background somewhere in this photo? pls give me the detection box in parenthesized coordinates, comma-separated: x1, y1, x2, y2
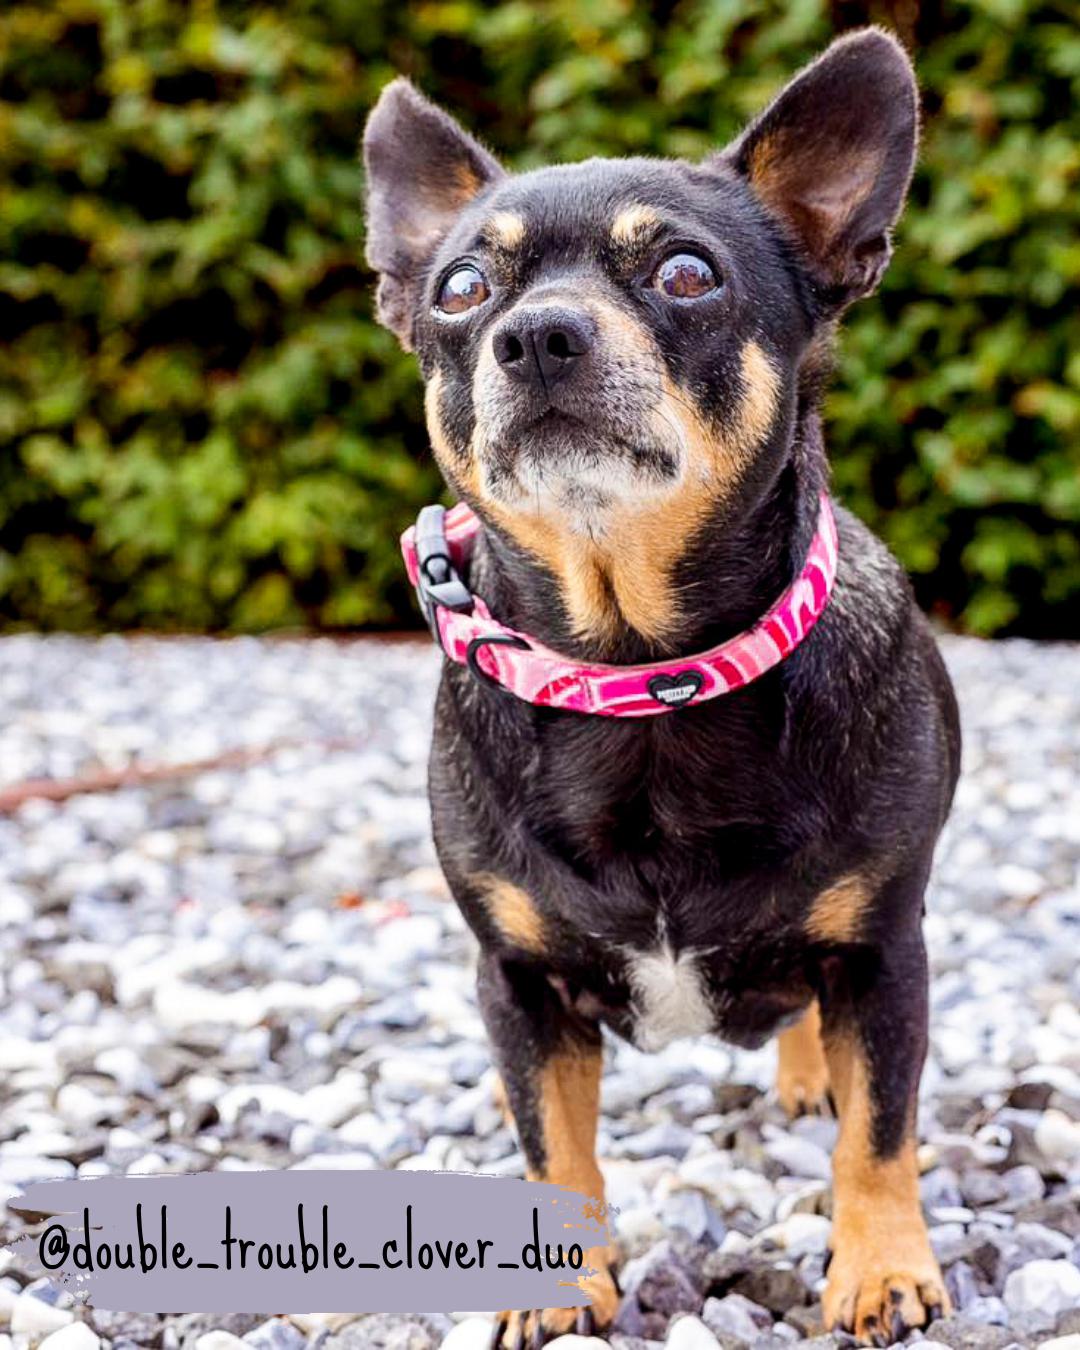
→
(1, 0, 1077, 636)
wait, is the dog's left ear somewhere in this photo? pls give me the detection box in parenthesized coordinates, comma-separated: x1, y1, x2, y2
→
(363, 78, 504, 350)
(723, 28, 918, 308)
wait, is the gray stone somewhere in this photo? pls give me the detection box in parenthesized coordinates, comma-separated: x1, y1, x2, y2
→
(326, 1316, 451, 1350)
(662, 1192, 726, 1248)
(966, 1299, 1010, 1327)
(612, 1300, 651, 1337)
(925, 1316, 1018, 1350)
(638, 1250, 703, 1316)
(619, 1124, 696, 1161)
(762, 1137, 831, 1183)
(925, 1167, 967, 1210)
(781, 1305, 823, 1339)
(948, 1261, 983, 1310)
(702, 1251, 754, 1293)
(1004, 1261, 1080, 1329)
(700, 1293, 769, 1342)
(89, 1311, 162, 1345)
(1017, 1196, 1080, 1239)
(729, 1264, 809, 1316)
(174, 1316, 263, 1348)
(242, 1322, 305, 1350)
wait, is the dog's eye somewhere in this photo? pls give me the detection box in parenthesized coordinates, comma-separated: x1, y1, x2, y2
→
(436, 265, 490, 315)
(653, 253, 719, 300)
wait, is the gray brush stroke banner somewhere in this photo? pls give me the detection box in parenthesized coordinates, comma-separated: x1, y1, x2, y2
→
(5, 1171, 609, 1313)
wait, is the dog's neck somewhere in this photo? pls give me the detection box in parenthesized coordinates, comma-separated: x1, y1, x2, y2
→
(469, 410, 829, 665)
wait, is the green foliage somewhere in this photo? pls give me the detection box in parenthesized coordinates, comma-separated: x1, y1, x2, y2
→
(1, 0, 1077, 635)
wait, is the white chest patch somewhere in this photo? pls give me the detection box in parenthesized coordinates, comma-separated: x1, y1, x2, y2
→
(627, 944, 714, 1051)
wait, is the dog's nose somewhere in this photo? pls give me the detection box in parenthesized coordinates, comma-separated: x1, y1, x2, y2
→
(492, 307, 595, 389)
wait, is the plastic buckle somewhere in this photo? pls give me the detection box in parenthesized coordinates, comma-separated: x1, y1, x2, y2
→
(413, 504, 474, 645)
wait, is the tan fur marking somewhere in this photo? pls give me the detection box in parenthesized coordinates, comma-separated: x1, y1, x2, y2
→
(398, 164, 486, 256)
(425, 369, 473, 493)
(424, 371, 451, 470)
(590, 338, 781, 645)
(450, 161, 482, 203)
(822, 1033, 949, 1341)
(429, 302, 781, 650)
(806, 874, 872, 945)
(500, 1045, 617, 1341)
(475, 873, 546, 954)
(748, 133, 886, 259)
(472, 337, 780, 649)
(486, 210, 526, 249)
(738, 338, 784, 448)
(610, 204, 661, 245)
(492, 1072, 513, 1126)
(529, 1048, 605, 1201)
(776, 1000, 831, 1116)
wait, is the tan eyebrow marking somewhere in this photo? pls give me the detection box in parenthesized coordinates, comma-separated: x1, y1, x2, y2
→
(485, 210, 526, 249)
(611, 204, 661, 245)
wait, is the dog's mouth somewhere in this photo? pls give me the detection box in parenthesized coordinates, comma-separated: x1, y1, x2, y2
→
(479, 406, 681, 514)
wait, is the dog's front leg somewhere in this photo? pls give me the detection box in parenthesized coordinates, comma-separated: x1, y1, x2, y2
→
(477, 950, 619, 1345)
(819, 896, 950, 1345)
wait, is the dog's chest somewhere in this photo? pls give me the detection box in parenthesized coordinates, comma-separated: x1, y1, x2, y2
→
(624, 939, 716, 1050)
(555, 904, 813, 1053)
(529, 717, 821, 1050)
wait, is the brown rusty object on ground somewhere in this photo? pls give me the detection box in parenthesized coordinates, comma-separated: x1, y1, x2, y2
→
(0, 736, 365, 814)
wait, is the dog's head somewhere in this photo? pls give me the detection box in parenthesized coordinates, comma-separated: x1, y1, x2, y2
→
(363, 30, 917, 643)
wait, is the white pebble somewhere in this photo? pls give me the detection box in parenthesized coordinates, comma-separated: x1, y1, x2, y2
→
(10, 1297, 74, 1338)
(39, 1326, 100, 1350)
(1004, 1260, 1080, 1328)
(1034, 1110, 1080, 1165)
(665, 1315, 722, 1350)
(194, 1335, 247, 1350)
(439, 1318, 495, 1350)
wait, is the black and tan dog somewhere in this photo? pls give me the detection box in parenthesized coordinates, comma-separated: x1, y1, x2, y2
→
(364, 29, 960, 1345)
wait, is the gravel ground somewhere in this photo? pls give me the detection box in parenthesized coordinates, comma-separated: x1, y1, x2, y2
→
(0, 634, 1078, 1350)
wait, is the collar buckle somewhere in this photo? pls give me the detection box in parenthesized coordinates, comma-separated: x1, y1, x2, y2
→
(413, 504, 474, 643)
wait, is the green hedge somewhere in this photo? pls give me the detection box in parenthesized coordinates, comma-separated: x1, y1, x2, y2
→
(1, 0, 1077, 635)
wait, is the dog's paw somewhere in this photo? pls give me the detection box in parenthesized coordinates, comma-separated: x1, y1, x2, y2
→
(493, 1263, 619, 1348)
(823, 1253, 950, 1345)
(491, 1305, 595, 1350)
(775, 1003, 832, 1119)
(776, 1059, 833, 1118)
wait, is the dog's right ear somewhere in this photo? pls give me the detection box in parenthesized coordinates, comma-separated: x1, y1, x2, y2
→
(363, 79, 504, 350)
(722, 29, 918, 310)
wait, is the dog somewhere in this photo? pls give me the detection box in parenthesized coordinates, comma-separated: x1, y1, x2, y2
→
(363, 28, 960, 1346)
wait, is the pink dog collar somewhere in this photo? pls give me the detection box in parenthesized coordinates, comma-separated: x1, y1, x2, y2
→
(401, 493, 838, 717)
